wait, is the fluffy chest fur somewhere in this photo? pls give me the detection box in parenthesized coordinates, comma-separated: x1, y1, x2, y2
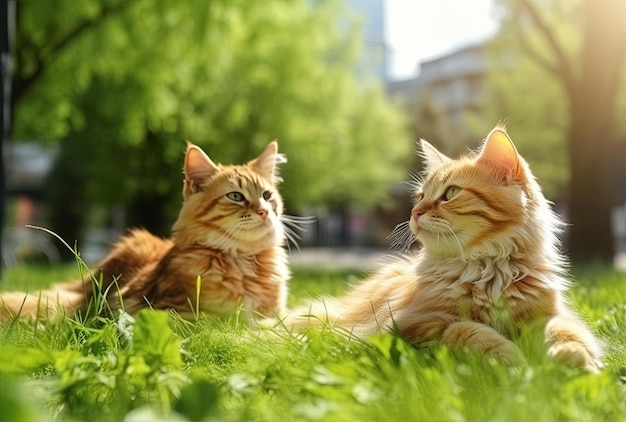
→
(408, 258, 559, 337)
(332, 256, 560, 341)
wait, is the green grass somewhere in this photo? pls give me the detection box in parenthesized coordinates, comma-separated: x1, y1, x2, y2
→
(1, 264, 626, 422)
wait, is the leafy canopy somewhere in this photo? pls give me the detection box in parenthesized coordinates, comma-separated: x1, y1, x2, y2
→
(13, 0, 410, 217)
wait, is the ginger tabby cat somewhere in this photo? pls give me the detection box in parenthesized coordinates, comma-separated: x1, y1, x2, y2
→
(1, 142, 290, 322)
(280, 127, 602, 372)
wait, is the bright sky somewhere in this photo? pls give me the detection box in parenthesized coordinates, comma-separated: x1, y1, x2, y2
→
(384, 0, 500, 80)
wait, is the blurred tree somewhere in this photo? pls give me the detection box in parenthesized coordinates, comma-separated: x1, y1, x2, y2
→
(490, 0, 626, 264)
(11, 0, 410, 250)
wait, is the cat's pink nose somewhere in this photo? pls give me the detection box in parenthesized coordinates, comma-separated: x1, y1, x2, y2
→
(256, 209, 268, 220)
(411, 207, 425, 220)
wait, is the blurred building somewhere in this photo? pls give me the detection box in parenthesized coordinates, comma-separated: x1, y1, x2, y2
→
(418, 44, 487, 131)
(387, 43, 487, 132)
(386, 76, 420, 110)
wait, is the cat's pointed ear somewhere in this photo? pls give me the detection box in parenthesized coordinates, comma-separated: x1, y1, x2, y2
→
(418, 139, 451, 172)
(184, 143, 219, 192)
(250, 141, 287, 184)
(477, 127, 521, 182)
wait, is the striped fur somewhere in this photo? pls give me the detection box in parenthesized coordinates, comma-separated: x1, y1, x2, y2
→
(1, 142, 290, 322)
(281, 127, 602, 371)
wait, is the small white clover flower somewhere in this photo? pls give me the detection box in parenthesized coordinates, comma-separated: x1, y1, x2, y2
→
(117, 310, 135, 344)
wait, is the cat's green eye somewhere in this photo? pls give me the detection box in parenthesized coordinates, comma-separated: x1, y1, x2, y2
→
(262, 191, 272, 201)
(415, 192, 424, 202)
(226, 192, 245, 202)
(444, 186, 461, 201)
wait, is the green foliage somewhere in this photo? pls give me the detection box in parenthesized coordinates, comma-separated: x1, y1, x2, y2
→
(0, 378, 44, 422)
(1, 307, 191, 420)
(13, 0, 410, 238)
(1, 266, 626, 421)
(0, 345, 57, 374)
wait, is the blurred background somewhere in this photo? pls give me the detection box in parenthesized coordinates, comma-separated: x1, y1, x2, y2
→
(1, 0, 625, 270)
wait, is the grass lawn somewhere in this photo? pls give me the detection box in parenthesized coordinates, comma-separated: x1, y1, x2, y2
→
(1, 263, 625, 421)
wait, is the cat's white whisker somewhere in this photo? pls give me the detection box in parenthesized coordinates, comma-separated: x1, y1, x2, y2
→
(281, 215, 315, 232)
(283, 229, 302, 253)
(280, 214, 315, 252)
(387, 221, 415, 251)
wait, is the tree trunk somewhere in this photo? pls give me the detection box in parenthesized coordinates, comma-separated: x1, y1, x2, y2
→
(567, 115, 615, 264)
(565, 0, 626, 264)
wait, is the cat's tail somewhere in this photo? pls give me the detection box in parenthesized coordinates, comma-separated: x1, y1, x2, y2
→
(0, 287, 86, 323)
(275, 297, 347, 331)
(261, 295, 383, 340)
(261, 259, 417, 337)
(256, 297, 348, 340)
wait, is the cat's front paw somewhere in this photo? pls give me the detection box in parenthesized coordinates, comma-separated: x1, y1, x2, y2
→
(547, 341, 601, 373)
(488, 341, 527, 366)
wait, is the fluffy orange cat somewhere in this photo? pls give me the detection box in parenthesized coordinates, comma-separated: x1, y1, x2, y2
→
(279, 127, 602, 372)
(0, 142, 291, 322)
